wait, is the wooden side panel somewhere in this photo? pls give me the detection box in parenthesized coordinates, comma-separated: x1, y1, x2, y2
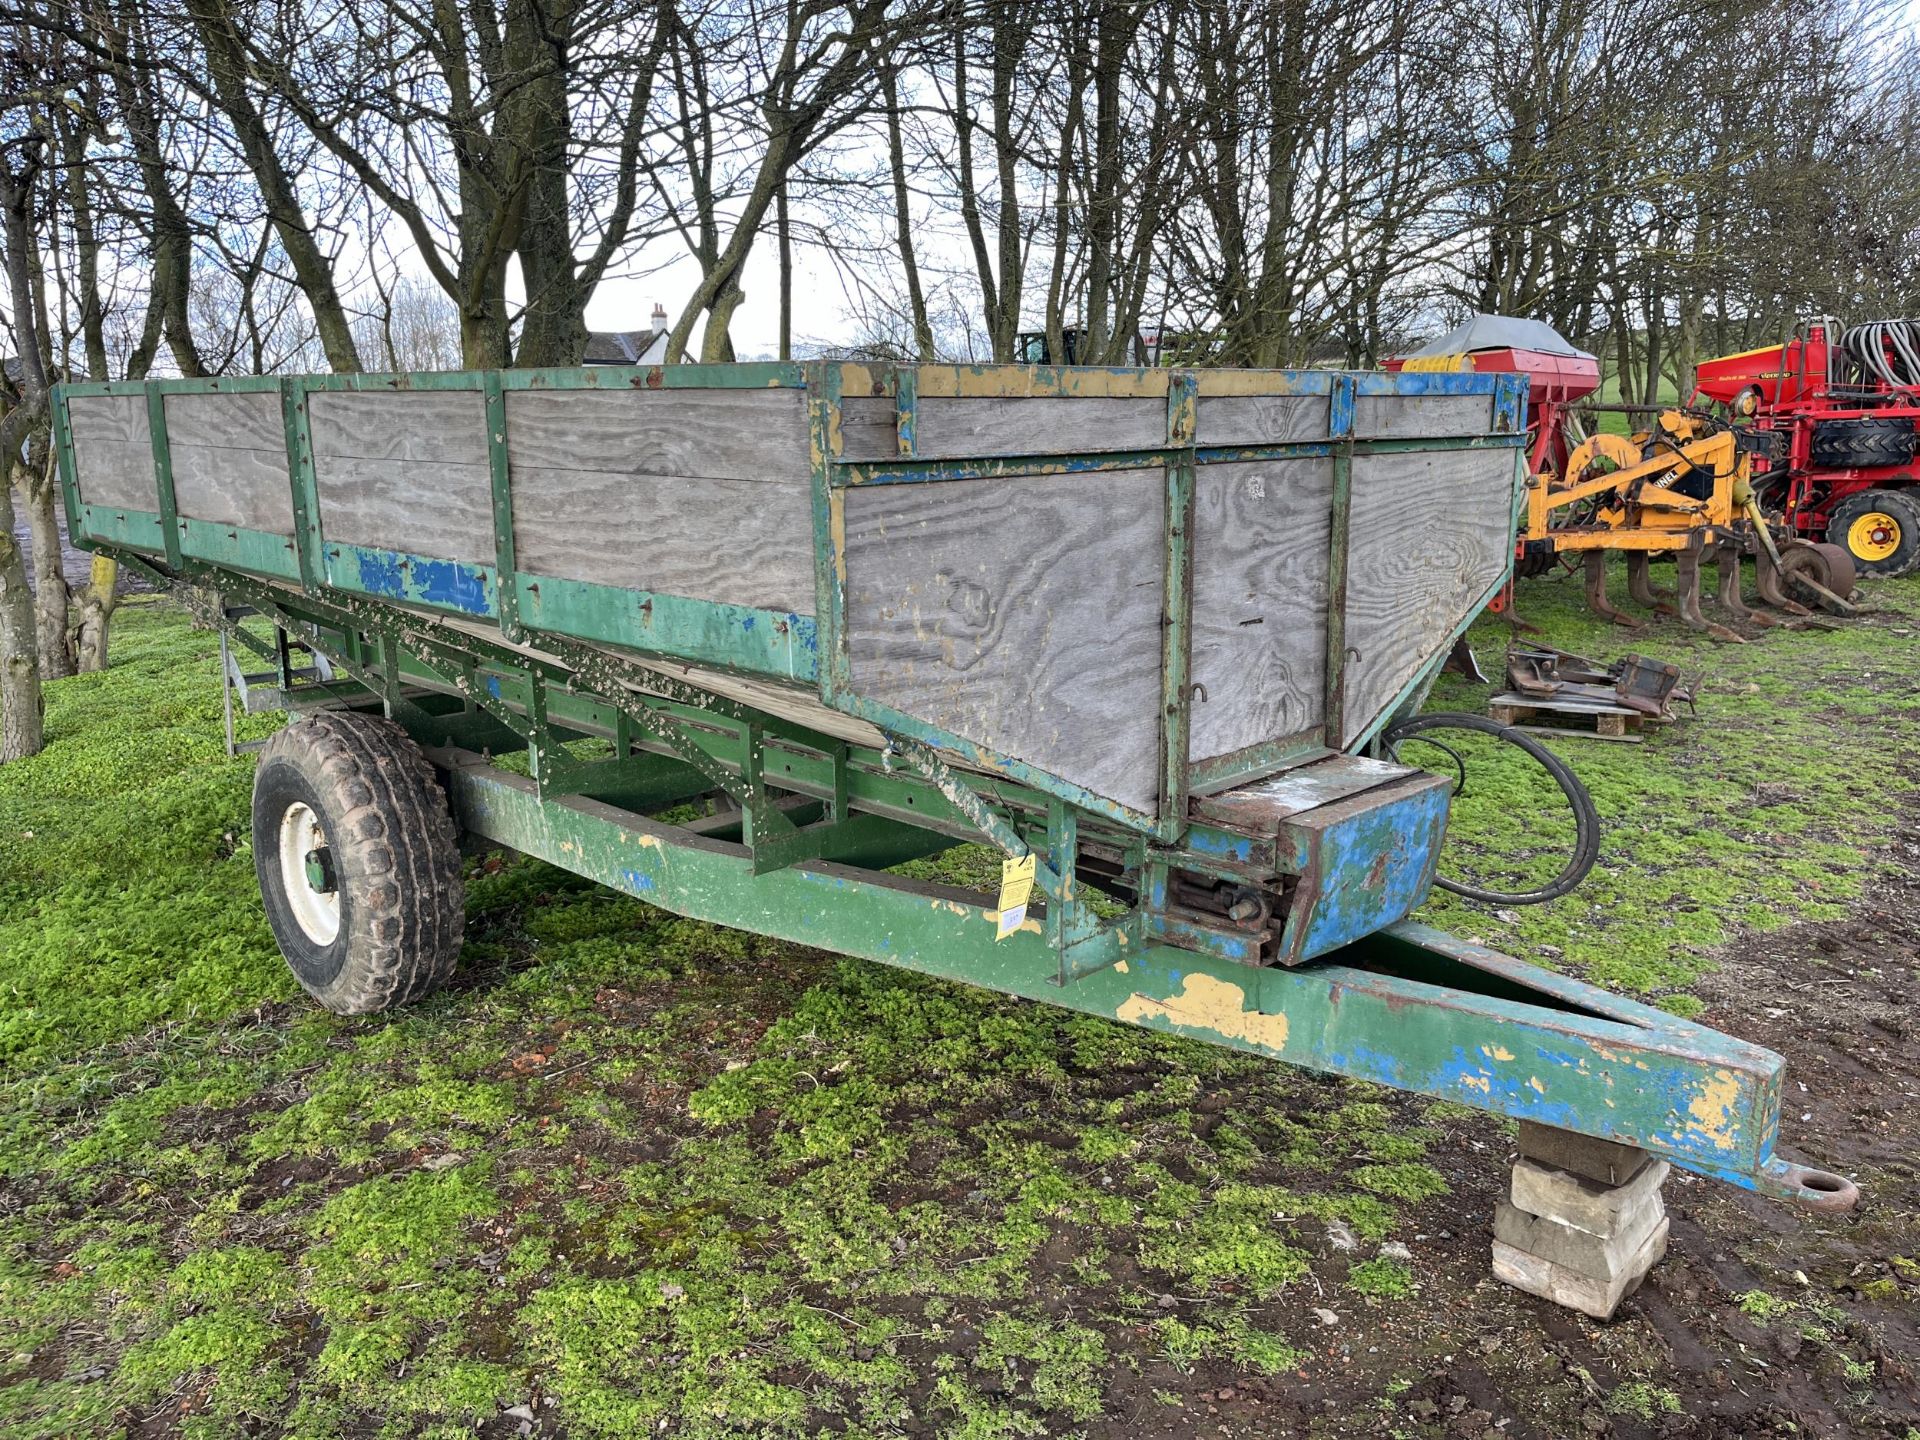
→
(1340, 448, 1515, 745)
(1188, 457, 1333, 761)
(1353, 393, 1493, 440)
(505, 388, 809, 481)
(66, 395, 154, 510)
(510, 467, 815, 613)
(837, 397, 899, 460)
(309, 390, 493, 562)
(841, 397, 1167, 461)
(1195, 395, 1327, 447)
(842, 468, 1166, 815)
(165, 391, 294, 533)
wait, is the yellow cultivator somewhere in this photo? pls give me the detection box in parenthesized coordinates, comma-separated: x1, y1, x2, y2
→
(1517, 410, 1857, 636)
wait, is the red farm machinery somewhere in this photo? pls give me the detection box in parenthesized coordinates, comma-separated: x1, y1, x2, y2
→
(1692, 317, 1920, 579)
(1389, 315, 1867, 631)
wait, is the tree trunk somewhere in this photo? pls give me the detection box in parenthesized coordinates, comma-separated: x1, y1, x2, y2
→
(0, 474, 44, 764)
(882, 64, 933, 360)
(22, 445, 72, 679)
(183, 0, 363, 372)
(73, 555, 118, 673)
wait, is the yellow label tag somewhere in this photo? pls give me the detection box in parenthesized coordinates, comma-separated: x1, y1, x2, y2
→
(995, 854, 1037, 939)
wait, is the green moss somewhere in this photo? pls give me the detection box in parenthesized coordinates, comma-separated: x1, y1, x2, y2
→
(3, 581, 1916, 1436)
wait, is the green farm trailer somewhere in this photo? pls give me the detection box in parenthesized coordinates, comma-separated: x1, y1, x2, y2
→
(51, 361, 1854, 1238)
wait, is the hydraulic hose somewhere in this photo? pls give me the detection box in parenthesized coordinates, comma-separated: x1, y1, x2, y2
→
(1380, 711, 1602, 906)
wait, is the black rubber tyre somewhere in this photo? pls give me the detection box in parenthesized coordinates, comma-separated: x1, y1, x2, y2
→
(252, 709, 464, 1014)
(1826, 488, 1920, 578)
(1808, 416, 1915, 469)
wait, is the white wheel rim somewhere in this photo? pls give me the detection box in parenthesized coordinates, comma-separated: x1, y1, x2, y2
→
(278, 801, 341, 946)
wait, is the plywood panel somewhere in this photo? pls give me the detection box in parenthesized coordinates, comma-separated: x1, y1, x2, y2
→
(314, 456, 495, 563)
(166, 392, 293, 533)
(309, 391, 492, 561)
(1353, 393, 1492, 440)
(837, 397, 900, 461)
(843, 468, 1166, 815)
(67, 395, 154, 509)
(1188, 458, 1334, 761)
(1195, 394, 1327, 447)
(309, 390, 488, 466)
(909, 397, 1167, 459)
(511, 466, 814, 613)
(166, 390, 285, 450)
(505, 388, 809, 482)
(1340, 448, 1516, 744)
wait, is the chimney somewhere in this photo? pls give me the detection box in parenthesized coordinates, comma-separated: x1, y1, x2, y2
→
(652, 302, 668, 334)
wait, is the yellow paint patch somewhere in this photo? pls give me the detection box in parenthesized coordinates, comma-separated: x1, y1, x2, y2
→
(930, 899, 971, 917)
(1687, 1069, 1743, 1151)
(917, 365, 1170, 401)
(1112, 959, 1129, 974)
(1529, 1077, 1546, 1094)
(1459, 1073, 1492, 1093)
(637, 834, 661, 849)
(1115, 973, 1289, 1053)
(828, 493, 848, 585)
(1482, 1044, 1516, 1062)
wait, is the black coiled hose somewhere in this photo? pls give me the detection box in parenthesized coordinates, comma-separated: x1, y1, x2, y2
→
(1380, 711, 1601, 906)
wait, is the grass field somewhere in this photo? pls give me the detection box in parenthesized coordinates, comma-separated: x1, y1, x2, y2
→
(2, 569, 1917, 1439)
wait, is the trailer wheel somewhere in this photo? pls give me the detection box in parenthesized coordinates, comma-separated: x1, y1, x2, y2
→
(1826, 489, 1920, 578)
(1808, 416, 1915, 470)
(252, 710, 464, 1014)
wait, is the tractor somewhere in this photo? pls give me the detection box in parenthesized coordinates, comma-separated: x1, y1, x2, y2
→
(1692, 316, 1920, 578)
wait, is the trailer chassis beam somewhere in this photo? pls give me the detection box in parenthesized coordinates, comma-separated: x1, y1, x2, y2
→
(428, 743, 1853, 1211)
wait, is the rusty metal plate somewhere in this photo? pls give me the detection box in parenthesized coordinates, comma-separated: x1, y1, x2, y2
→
(1191, 752, 1419, 833)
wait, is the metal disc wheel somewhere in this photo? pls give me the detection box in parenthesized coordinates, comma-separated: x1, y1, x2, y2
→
(252, 709, 465, 1014)
(1827, 489, 1920, 578)
(1776, 540, 1858, 607)
(276, 800, 341, 946)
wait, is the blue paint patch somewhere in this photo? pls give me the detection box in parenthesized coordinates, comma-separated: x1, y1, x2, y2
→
(741, 615, 756, 632)
(357, 550, 406, 597)
(1185, 828, 1255, 863)
(486, 675, 503, 699)
(619, 867, 656, 894)
(412, 558, 491, 615)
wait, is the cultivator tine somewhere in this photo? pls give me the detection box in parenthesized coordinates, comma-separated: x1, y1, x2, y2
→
(1713, 542, 1752, 619)
(1753, 545, 1815, 617)
(1582, 551, 1640, 627)
(1624, 552, 1677, 615)
(1674, 547, 1744, 642)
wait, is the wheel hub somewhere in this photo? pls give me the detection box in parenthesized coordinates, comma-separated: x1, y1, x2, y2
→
(1846, 510, 1902, 563)
(279, 801, 341, 945)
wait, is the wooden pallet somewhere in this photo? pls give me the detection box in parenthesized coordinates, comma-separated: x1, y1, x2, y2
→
(1487, 691, 1671, 742)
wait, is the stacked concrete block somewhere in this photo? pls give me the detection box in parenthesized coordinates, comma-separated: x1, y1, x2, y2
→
(1491, 1121, 1670, 1319)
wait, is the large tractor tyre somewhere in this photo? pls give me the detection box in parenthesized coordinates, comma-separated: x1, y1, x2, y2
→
(1808, 416, 1916, 470)
(252, 709, 465, 1014)
(1826, 488, 1920, 578)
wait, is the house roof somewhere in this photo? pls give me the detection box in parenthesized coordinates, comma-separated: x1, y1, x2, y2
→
(582, 329, 667, 365)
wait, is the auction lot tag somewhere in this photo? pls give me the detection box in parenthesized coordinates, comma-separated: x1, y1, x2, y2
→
(995, 854, 1037, 939)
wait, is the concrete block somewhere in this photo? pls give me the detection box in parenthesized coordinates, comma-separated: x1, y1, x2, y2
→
(1493, 1217, 1669, 1320)
(1493, 1199, 1663, 1281)
(1516, 1122, 1653, 1187)
(1509, 1156, 1669, 1239)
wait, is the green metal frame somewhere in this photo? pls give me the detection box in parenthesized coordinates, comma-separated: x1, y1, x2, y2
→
(418, 738, 1839, 1207)
(103, 531, 1847, 1214)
